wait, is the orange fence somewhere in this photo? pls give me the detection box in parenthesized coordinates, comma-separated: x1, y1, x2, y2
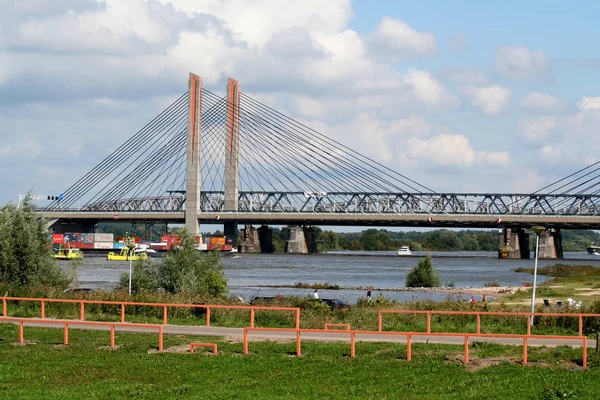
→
(0, 316, 164, 350)
(1, 297, 300, 329)
(190, 342, 218, 355)
(243, 327, 588, 368)
(378, 309, 600, 337)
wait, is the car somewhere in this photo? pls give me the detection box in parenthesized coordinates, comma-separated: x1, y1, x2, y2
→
(319, 298, 351, 311)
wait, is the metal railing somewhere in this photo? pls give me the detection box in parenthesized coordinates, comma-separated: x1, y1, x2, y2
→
(1, 297, 301, 329)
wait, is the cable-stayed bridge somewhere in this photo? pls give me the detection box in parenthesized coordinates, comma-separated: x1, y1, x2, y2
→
(39, 73, 600, 258)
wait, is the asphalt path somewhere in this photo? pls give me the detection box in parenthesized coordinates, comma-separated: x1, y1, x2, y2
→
(4, 320, 597, 348)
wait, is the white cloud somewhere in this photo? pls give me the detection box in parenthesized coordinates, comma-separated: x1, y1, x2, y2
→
(446, 68, 488, 85)
(367, 17, 437, 60)
(496, 46, 548, 79)
(460, 85, 512, 115)
(0, 135, 42, 159)
(540, 145, 562, 164)
(576, 97, 600, 113)
(402, 68, 458, 108)
(402, 134, 511, 169)
(521, 92, 564, 112)
(518, 116, 557, 141)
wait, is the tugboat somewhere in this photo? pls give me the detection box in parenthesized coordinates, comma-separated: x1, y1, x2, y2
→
(54, 246, 83, 260)
(107, 247, 148, 261)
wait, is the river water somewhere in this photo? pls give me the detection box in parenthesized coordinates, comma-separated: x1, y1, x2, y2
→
(69, 251, 600, 304)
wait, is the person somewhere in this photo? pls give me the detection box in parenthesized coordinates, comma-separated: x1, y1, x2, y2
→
(469, 296, 476, 304)
(366, 287, 372, 301)
(313, 289, 319, 299)
(482, 295, 487, 302)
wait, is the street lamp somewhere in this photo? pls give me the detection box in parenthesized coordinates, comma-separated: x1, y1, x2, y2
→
(530, 226, 546, 325)
(126, 242, 136, 295)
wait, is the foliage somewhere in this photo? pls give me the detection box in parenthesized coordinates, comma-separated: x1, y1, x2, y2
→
(484, 281, 500, 287)
(159, 229, 227, 297)
(406, 255, 441, 288)
(117, 229, 227, 297)
(0, 195, 71, 288)
(514, 264, 600, 278)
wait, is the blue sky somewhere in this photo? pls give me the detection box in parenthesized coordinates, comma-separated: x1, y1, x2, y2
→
(1, 0, 599, 208)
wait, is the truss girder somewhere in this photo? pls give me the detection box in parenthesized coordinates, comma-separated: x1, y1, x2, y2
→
(64, 192, 600, 216)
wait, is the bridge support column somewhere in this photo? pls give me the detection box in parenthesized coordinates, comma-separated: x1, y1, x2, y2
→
(499, 228, 530, 259)
(223, 78, 240, 249)
(286, 226, 308, 254)
(303, 227, 318, 254)
(240, 225, 261, 253)
(258, 225, 273, 254)
(185, 73, 202, 235)
(536, 229, 563, 259)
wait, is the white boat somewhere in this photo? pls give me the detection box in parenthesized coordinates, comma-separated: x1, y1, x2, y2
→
(397, 246, 411, 255)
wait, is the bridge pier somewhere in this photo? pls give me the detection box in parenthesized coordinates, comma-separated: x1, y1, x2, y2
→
(499, 228, 530, 259)
(536, 229, 564, 259)
(185, 73, 203, 235)
(239, 225, 273, 253)
(285, 226, 317, 254)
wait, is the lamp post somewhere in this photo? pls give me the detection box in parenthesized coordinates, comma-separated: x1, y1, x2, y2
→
(530, 226, 546, 325)
(126, 242, 136, 295)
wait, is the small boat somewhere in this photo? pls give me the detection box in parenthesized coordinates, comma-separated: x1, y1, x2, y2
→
(397, 246, 411, 256)
(54, 246, 83, 260)
(587, 245, 600, 255)
(107, 247, 148, 261)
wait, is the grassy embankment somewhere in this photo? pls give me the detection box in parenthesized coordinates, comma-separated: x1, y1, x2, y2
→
(505, 264, 600, 305)
(0, 323, 598, 399)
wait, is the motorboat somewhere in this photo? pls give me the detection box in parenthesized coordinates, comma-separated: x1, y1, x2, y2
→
(54, 247, 83, 260)
(107, 247, 148, 261)
(397, 246, 411, 255)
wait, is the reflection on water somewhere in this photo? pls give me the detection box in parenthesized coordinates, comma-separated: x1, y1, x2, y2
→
(70, 251, 600, 303)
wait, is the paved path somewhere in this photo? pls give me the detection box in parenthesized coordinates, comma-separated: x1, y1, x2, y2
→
(7, 320, 597, 348)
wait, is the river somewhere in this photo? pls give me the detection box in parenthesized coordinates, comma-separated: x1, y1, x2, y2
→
(68, 251, 600, 304)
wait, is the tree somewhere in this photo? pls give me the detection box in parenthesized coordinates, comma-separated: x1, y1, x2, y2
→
(158, 229, 228, 296)
(319, 230, 339, 251)
(405, 255, 441, 288)
(0, 195, 71, 288)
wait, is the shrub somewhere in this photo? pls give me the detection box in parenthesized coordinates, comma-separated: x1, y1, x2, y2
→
(118, 258, 160, 293)
(0, 195, 71, 288)
(484, 281, 500, 287)
(405, 255, 441, 288)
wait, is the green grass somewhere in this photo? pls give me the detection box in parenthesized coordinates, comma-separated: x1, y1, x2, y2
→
(0, 323, 599, 399)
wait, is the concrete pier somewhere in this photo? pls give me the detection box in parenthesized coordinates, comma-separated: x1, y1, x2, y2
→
(499, 228, 530, 259)
(536, 229, 563, 259)
(286, 226, 308, 253)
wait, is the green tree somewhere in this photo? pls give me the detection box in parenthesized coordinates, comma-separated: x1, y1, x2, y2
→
(319, 230, 339, 251)
(119, 258, 160, 293)
(0, 195, 71, 288)
(405, 255, 441, 288)
(158, 229, 228, 296)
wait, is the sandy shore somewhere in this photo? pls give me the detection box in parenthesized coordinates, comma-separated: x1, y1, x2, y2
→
(364, 286, 529, 299)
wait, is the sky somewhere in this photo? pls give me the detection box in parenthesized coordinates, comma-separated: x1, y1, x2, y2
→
(1, 0, 600, 206)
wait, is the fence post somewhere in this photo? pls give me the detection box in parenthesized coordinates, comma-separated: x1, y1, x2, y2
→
(296, 309, 300, 329)
(464, 336, 469, 365)
(41, 300, 45, 319)
(427, 313, 431, 333)
(406, 334, 412, 361)
(526, 315, 531, 336)
(206, 307, 211, 327)
(522, 337, 528, 365)
(296, 330, 301, 356)
(110, 325, 115, 347)
(378, 311, 382, 332)
(158, 325, 163, 351)
(579, 315, 583, 337)
(19, 320, 24, 343)
(250, 308, 255, 328)
(3, 297, 6, 316)
(476, 313, 481, 334)
(583, 337, 587, 369)
(79, 302, 85, 321)
(64, 323, 69, 345)
(243, 329, 248, 355)
(350, 332, 355, 358)
(120, 304, 125, 322)
(163, 306, 168, 325)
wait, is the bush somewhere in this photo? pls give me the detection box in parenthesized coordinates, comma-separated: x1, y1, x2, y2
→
(405, 255, 441, 288)
(0, 195, 71, 288)
(484, 281, 500, 287)
(119, 258, 160, 293)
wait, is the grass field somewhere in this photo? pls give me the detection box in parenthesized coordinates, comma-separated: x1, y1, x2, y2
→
(0, 323, 599, 399)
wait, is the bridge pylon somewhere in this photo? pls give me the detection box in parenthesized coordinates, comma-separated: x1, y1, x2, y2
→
(223, 78, 241, 247)
(185, 73, 203, 235)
